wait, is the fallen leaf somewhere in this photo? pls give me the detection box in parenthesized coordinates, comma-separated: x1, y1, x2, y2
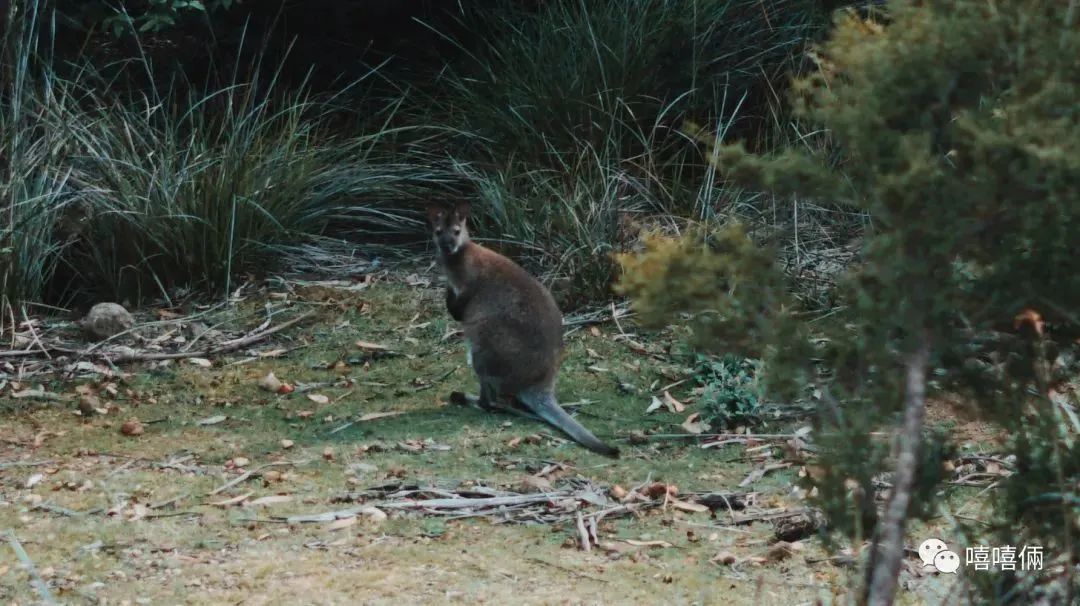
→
(766, 541, 797, 562)
(681, 412, 707, 435)
(121, 419, 144, 436)
(404, 274, 430, 287)
(643, 482, 673, 498)
(349, 463, 378, 475)
(519, 475, 553, 492)
(263, 470, 284, 483)
(610, 485, 628, 500)
(360, 506, 388, 523)
(670, 499, 710, 513)
(258, 349, 288, 359)
(25, 473, 43, 488)
(197, 415, 227, 426)
(210, 492, 252, 508)
(257, 372, 283, 392)
(1013, 308, 1045, 336)
(711, 551, 737, 565)
(663, 391, 686, 413)
(280, 439, 295, 449)
(355, 340, 389, 352)
(248, 495, 294, 507)
(127, 503, 150, 521)
(322, 447, 335, 461)
(356, 411, 404, 422)
(397, 440, 423, 453)
(307, 394, 330, 405)
(326, 517, 356, 531)
(12, 388, 57, 400)
(645, 396, 664, 414)
(277, 384, 295, 395)
(507, 436, 523, 448)
(188, 358, 213, 368)
(625, 539, 673, 548)
(296, 410, 315, 419)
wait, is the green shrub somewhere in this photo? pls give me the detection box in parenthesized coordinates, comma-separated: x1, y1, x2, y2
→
(691, 353, 763, 429)
(619, 1, 1080, 602)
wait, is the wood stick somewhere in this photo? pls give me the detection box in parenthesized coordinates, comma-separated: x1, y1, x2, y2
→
(0, 460, 55, 469)
(206, 461, 295, 496)
(378, 493, 570, 510)
(576, 511, 591, 552)
(4, 530, 59, 605)
(0, 310, 316, 364)
(32, 503, 103, 517)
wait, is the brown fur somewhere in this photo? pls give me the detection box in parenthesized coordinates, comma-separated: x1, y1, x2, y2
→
(428, 202, 619, 457)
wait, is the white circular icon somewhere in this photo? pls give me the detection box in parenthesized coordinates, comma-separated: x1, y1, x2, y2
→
(919, 538, 949, 567)
(934, 550, 961, 574)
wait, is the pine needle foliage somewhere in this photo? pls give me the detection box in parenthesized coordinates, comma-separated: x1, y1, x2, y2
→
(618, 1, 1080, 602)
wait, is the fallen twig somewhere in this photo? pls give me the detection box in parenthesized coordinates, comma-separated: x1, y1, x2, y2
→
(413, 365, 461, 393)
(144, 511, 203, 520)
(629, 432, 801, 443)
(526, 557, 609, 583)
(4, 530, 59, 605)
(0, 460, 55, 469)
(206, 461, 295, 496)
(0, 310, 316, 365)
(100, 310, 317, 363)
(378, 493, 569, 510)
(576, 511, 591, 552)
(728, 507, 815, 526)
(32, 502, 103, 517)
(284, 506, 384, 524)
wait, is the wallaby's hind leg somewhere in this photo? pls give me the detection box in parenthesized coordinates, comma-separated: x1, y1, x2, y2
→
(451, 378, 499, 411)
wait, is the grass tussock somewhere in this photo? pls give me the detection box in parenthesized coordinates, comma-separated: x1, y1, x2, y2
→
(3, 0, 851, 316)
(411, 0, 840, 305)
(1, 4, 445, 317)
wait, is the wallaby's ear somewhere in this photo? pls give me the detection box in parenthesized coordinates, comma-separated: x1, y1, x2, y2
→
(454, 201, 471, 221)
(426, 204, 445, 226)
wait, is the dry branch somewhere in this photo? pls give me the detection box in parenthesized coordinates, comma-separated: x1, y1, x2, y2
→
(0, 310, 316, 365)
(378, 493, 569, 510)
(206, 461, 295, 496)
(4, 530, 59, 605)
(865, 336, 931, 606)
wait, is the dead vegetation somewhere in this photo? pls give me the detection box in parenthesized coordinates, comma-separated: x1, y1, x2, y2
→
(0, 267, 1008, 604)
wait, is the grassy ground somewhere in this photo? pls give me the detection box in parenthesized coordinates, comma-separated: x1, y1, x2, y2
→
(0, 275, 989, 604)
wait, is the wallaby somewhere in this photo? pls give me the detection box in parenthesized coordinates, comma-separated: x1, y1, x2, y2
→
(428, 202, 620, 458)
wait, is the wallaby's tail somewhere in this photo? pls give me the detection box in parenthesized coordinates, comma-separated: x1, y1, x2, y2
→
(518, 390, 620, 458)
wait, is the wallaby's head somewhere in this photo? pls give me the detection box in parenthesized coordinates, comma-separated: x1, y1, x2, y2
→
(427, 202, 471, 256)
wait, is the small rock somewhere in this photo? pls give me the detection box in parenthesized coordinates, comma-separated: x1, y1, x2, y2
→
(80, 303, 135, 340)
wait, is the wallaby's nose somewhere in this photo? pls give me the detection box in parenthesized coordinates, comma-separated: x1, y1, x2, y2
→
(438, 236, 457, 254)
